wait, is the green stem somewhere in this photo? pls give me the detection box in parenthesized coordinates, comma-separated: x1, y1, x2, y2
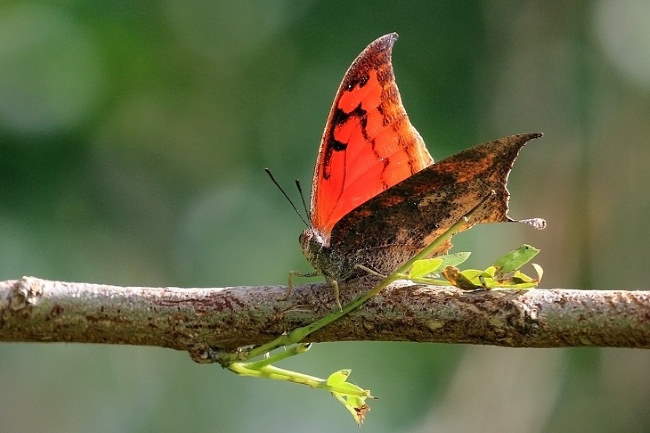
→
(396, 274, 451, 286)
(228, 362, 369, 396)
(244, 343, 311, 370)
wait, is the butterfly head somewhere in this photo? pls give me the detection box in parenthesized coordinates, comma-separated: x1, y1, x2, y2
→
(299, 227, 326, 264)
(301, 226, 356, 281)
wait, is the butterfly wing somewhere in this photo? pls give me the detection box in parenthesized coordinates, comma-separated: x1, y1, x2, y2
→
(327, 133, 545, 277)
(310, 33, 433, 237)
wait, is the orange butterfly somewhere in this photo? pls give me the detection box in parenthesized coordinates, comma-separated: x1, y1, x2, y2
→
(299, 33, 544, 290)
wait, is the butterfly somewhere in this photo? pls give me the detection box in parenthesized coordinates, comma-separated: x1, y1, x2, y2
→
(299, 33, 544, 288)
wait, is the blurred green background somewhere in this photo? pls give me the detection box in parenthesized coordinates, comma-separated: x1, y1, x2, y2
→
(1, 1, 649, 432)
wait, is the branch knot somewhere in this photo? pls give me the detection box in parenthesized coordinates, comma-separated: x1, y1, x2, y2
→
(9, 276, 44, 311)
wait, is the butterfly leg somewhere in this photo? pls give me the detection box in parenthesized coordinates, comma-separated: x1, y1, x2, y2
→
(285, 272, 345, 311)
(354, 264, 387, 279)
(331, 279, 343, 312)
(284, 270, 320, 300)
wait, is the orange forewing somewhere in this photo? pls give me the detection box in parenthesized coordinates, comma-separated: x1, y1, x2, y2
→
(310, 33, 433, 237)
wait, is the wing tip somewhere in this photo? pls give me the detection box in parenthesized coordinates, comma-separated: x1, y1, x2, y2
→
(365, 33, 399, 57)
(379, 32, 399, 45)
(510, 132, 543, 143)
(500, 132, 543, 152)
(519, 132, 544, 142)
(340, 33, 400, 89)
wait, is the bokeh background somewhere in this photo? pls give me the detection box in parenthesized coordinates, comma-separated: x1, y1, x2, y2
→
(1, 1, 649, 432)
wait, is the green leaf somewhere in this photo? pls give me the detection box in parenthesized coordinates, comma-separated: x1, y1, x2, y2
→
(485, 265, 543, 290)
(326, 369, 351, 386)
(334, 381, 368, 396)
(459, 269, 485, 281)
(408, 253, 471, 280)
(409, 258, 443, 278)
(483, 266, 497, 277)
(511, 270, 534, 283)
(436, 252, 471, 269)
(479, 276, 497, 289)
(327, 369, 373, 424)
(494, 244, 540, 275)
(332, 392, 370, 424)
(500, 281, 538, 289)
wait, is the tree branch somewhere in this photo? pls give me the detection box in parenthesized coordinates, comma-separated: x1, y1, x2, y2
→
(1, 276, 648, 362)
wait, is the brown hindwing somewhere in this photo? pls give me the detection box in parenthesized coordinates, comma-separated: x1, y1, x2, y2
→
(324, 133, 543, 279)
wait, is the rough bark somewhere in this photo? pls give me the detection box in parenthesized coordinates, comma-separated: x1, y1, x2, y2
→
(1, 276, 648, 363)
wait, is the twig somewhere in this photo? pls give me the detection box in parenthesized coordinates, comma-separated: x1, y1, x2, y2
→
(0, 276, 648, 363)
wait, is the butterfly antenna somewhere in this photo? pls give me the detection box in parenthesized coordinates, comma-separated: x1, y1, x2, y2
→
(264, 168, 309, 228)
(294, 179, 311, 221)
